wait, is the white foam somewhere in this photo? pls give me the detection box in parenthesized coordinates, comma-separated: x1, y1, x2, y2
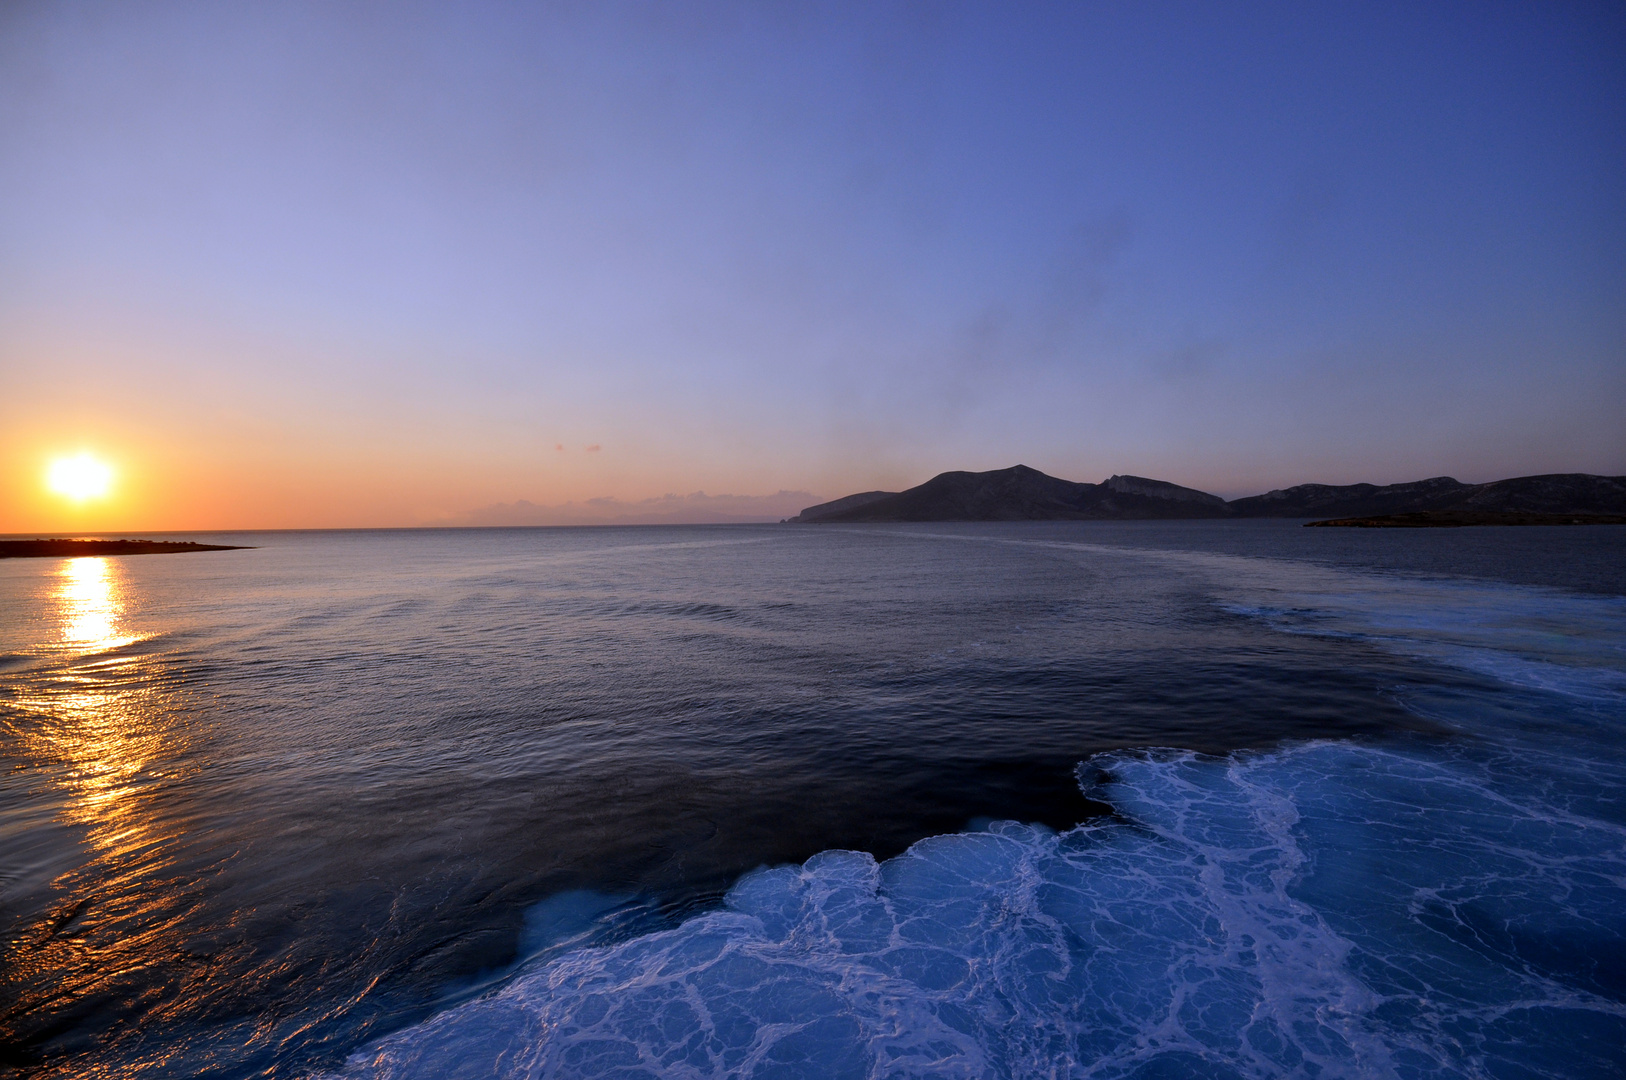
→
(322, 738, 1626, 1079)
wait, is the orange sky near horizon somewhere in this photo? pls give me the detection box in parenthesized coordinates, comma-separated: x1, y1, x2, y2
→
(0, 321, 854, 532)
(3, 307, 1619, 534)
(3, 313, 1619, 533)
(1, 419, 852, 534)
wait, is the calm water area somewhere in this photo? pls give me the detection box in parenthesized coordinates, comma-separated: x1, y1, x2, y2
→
(1, 522, 1623, 1078)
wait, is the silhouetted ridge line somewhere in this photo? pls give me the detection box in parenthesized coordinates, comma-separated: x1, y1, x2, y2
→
(791, 468, 1626, 523)
(792, 465, 1228, 522)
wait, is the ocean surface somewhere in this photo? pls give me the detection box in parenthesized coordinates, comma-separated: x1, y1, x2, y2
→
(1, 521, 1623, 1079)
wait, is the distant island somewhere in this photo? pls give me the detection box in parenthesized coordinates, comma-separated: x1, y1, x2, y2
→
(788, 466, 1626, 526)
(0, 539, 251, 559)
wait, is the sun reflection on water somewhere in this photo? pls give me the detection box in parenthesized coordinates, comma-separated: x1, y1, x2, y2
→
(23, 557, 172, 810)
(57, 556, 133, 650)
(5, 556, 223, 1070)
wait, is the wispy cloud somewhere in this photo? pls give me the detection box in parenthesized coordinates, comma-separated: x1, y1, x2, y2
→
(452, 489, 823, 526)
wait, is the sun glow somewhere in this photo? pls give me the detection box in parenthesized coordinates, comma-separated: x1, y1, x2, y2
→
(47, 452, 115, 502)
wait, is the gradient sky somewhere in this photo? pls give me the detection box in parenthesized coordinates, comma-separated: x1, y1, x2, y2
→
(3, 1, 1623, 530)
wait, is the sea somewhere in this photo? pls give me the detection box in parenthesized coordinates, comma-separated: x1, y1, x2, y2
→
(1, 521, 1623, 1079)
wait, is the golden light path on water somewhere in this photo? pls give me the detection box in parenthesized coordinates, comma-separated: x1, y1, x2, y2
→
(7, 556, 223, 1077)
(60, 557, 130, 650)
(46, 557, 148, 809)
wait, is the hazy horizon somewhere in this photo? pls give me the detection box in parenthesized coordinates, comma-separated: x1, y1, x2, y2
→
(4, 2, 1623, 531)
(9, 461, 1626, 534)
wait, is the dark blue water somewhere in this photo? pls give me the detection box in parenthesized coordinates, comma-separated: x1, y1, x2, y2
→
(1, 522, 1623, 1078)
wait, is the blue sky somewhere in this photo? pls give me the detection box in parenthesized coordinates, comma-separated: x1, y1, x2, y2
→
(2, 1, 1622, 527)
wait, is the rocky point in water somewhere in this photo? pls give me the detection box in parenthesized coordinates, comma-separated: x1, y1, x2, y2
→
(0, 539, 250, 558)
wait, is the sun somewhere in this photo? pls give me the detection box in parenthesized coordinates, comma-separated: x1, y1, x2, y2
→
(47, 453, 115, 502)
